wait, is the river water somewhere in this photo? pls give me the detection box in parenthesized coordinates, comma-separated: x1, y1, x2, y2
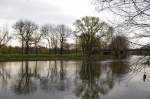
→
(0, 56, 149, 99)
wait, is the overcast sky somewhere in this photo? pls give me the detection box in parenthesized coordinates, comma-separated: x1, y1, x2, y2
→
(0, 0, 123, 46)
(0, 0, 120, 26)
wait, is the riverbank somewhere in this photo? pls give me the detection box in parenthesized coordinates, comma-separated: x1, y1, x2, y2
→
(0, 54, 82, 61)
(0, 54, 113, 62)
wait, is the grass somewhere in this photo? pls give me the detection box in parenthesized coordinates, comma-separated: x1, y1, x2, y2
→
(0, 53, 82, 61)
(0, 53, 114, 62)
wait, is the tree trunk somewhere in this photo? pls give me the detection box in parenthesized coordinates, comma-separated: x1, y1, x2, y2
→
(48, 39, 51, 54)
(60, 37, 64, 55)
(21, 34, 24, 55)
(35, 44, 38, 55)
(60, 43, 63, 55)
(54, 46, 57, 55)
(76, 39, 77, 56)
(25, 41, 29, 54)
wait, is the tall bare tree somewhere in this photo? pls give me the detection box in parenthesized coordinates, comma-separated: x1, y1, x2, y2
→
(23, 20, 38, 54)
(55, 24, 72, 55)
(13, 20, 25, 55)
(13, 20, 38, 54)
(41, 24, 59, 54)
(41, 24, 51, 52)
(32, 32, 43, 54)
(0, 25, 11, 48)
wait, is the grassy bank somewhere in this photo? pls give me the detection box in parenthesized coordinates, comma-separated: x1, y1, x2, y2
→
(0, 53, 113, 62)
(0, 53, 83, 61)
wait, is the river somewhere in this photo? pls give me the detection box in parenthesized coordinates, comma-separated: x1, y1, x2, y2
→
(0, 56, 149, 99)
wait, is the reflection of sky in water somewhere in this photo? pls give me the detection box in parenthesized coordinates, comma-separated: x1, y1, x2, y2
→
(0, 57, 149, 99)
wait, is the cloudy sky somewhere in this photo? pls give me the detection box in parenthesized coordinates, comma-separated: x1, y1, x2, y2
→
(0, 0, 119, 26)
(0, 0, 123, 46)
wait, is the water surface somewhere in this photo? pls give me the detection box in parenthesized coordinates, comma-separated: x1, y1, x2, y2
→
(0, 56, 149, 99)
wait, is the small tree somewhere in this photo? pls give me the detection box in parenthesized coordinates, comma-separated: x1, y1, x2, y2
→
(109, 35, 129, 58)
(0, 25, 11, 48)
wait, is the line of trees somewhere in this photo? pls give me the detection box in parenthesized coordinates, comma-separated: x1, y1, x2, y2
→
(41, 24, 71, 55)
(12, 20, 72, 55)
(0, 16, 130, 57)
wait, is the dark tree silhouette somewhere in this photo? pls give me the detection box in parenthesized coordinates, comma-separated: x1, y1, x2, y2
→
(23, 20, 38, 54)
(13, 20, 25, 55)
(56, 24, 72, 55)
(13, 20, 38, 54)
(109, 35, 129, 58)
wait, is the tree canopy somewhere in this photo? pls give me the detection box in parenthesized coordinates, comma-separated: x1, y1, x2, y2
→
(74, 16, 113, 56)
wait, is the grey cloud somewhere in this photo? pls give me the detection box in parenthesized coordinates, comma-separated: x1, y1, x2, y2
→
(0, 0, 74, 24)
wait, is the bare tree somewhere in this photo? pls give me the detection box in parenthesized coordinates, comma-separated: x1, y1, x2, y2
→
(13, 20, 25, 55)
(94, 0, 150, 26)
(72, 32, 79, 56)
(23, 20, 38, 54)
(41, 24, 51, 53)
(41, 24, 59, 54)
(32, 32, 43, 54)
(41, 24, 56, 54)
(51, 31, 59, 55)
(0, 25, 11, 48)
(94, 0, 150, 39)
(55, 24, 72, 55)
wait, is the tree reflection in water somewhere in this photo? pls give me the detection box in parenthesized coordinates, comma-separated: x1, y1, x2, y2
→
(110, 60, 130, 80)
(39, 60, 69, 92)
(74, 60, 114, 99)
(12, 61, 38, 95)
(5, 59, 130, 97)
(0, 62, 11, 91)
